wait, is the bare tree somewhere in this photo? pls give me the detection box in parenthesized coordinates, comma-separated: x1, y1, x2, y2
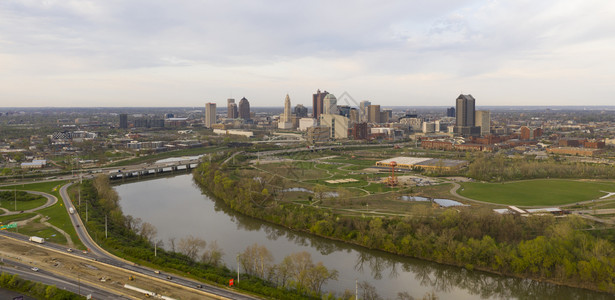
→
(201, 240, 225, 267)
(359, 281, 382, 300)
(168, 237, 176, 252)
(239, 243, 274, 278)
(139, 222, 157, 242)
(178, 235, 206, 260)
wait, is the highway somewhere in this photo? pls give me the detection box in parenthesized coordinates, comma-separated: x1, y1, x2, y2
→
(58, 183, 258, 300)
(0, 257, 122, 299)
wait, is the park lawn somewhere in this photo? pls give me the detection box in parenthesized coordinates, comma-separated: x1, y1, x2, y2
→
(0, 193, 47, 212)
(18, 220, 68, 245)
(2, 181, 84, 249)
(0, 212, 37, 224)
(459, 179, 615, 206)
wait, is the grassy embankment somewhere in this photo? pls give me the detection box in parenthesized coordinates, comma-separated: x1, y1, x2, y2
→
(0, 181, 85, 248)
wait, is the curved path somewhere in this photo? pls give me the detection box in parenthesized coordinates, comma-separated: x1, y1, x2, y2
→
(0, 189, 58, 216)
(447, 181, 508, 206)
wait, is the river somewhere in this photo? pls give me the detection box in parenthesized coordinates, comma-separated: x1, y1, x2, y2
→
(114, 174, 610, 299)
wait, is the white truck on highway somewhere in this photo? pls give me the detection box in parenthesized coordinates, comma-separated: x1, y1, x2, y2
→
(69, 207, 75, 214)
(29, 236, 45, 244)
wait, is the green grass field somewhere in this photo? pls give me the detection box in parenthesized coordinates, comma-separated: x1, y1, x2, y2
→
(1, 181, 85, 249)
(0, 192, 47, 212)
(459, 179, 615, 206)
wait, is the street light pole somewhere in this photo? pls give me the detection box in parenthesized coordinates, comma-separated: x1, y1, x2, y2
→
(236, 253, 240, 283)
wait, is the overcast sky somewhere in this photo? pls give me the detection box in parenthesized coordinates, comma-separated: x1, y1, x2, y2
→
(1, 0, 614, 107)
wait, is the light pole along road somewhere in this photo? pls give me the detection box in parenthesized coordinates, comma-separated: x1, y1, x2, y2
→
(59, 182, 258, 300)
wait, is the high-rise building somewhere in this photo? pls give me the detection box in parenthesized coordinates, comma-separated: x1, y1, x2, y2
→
(294, 104, 308, 118)
(338, 105, 351, 117)
(228, 103, 238, 119)
(312, 89, 329, 119)
(446, 107, 456, 117)
(475, 110, 491, 136)
(205, 103, 216, 128)
(283, 94, 291, 122)
(360, 101, 371, 122)
(119, 114, 128, 129)
(320, 114, 349, 139)
(455, 94, 480, 136)
(368, 105, 381, 123)
(239, 97, 250, 120)
(352, 122, 368, 140)
(323, 94, 338, 115)
(279, 94, 293, 129)
(227, 98, 238, 118)
(349, 108, 359, 124)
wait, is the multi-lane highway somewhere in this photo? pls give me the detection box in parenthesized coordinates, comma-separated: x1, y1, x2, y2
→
(0, 257, 122, 299)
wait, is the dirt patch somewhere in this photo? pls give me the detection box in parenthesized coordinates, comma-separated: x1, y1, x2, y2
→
(0, 236, 217, 299)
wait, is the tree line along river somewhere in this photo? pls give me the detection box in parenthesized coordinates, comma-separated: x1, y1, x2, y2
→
(114, 174, 609, 299)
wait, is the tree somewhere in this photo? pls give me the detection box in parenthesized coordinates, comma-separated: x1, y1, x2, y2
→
(178, 235, 206, 260)
(168, 237, 176, 252)
(306, 261, 338, 294)
(359, 281, 382, 300)
(240, 243, 274, 279)
(201, 240, 225, 267)
(139, 222, 157, 242)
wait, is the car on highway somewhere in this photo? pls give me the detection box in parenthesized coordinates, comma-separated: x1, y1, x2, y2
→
(154, 270, 160, 274)
(82, 250, 88, 254)
(31, 267, 39, 272)
(166, 275, 172, 280)
(67, 248, 73, 252)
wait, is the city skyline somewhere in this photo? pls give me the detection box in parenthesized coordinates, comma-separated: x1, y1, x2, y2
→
(1, 1, 614, 107)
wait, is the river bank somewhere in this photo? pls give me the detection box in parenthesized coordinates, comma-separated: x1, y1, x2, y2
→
(191, 160, 615, 296)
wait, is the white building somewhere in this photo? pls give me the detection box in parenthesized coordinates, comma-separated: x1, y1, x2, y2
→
(278, 94, 294, 129)
(299, 118, 317, 131)
(320, 114, 349, 139)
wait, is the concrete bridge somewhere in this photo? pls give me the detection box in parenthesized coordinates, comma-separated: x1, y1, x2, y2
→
(108, 158, 201, 180)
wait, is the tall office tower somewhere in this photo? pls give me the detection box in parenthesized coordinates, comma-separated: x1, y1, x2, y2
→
(475, 110, 491, 136)
(119, 114, 128, 129)
(446, 107, 456, 117)
(239, 97, 250, 120)
(368, 104, 381, 123)
(322, 94, 338, 115)
(349, 108, 359, 124)
(283, 94, 291, 122)
(359, 100, 371, 122)
(227, 98, 237, 118)
(455, 94, 480, 136)
(205, 103, 216, 128)
(312, 89, 329, 119)
(228, 103, 238, 119)
(294, 104, 308, 118)
(338, 105, 351, 117)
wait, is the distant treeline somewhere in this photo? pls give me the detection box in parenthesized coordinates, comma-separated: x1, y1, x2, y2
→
(194, 159, 615, 293)
(466, 153, 615, 181)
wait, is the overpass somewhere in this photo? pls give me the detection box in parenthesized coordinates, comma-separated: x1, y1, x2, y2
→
(108, 158, 201, 180)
